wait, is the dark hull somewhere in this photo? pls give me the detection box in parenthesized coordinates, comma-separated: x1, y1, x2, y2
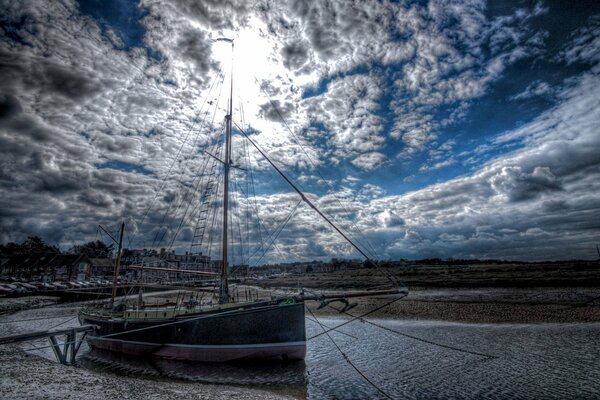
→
(80, 302, 306, 362)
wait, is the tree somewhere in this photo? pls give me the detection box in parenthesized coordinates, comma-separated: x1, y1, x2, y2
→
(68, 240, 114, 258)
(0, 236, 59, 255)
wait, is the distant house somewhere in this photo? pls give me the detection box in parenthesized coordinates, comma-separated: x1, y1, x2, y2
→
(89, 258, 114, 279)
(121, 248, 216, 281)
(0, 253, 91, 281)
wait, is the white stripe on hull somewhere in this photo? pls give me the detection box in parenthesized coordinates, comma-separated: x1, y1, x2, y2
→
(88, 337, 307, 362)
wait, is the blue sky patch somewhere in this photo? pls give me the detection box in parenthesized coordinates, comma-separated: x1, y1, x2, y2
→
(77, 0, 149, 52)
(97, 160, 153, 176)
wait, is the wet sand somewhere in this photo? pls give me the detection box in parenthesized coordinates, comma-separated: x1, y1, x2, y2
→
(305, 287, 600, 323)
(0, 343, 298, 400)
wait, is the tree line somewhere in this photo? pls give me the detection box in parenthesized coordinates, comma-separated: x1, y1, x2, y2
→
(0, 236, 114, 258)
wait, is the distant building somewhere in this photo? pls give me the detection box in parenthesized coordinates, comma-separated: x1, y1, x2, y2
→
(88, 257, 114, 278)
(0, 253, 91, 281)
(121, 248, 215, 281)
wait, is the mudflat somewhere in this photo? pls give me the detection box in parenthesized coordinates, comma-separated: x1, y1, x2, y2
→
(253, 261, 600, 323)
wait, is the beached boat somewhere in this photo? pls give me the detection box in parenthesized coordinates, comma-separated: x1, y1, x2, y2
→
(79, 38, 405, 362)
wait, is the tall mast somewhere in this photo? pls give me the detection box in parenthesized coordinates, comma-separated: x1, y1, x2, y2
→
(220, 39, 234, 303)
(110, 222, 125, 308)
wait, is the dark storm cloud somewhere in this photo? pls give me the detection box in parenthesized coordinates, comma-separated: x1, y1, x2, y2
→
(168, 0, 252, 30)
(30, 62, 103, 100)
(0, 93, 22, 119)
(175, 28, 214, 75)
(259, 99, 295, 122)
(281, 40, 309, 70)
(78, 189, 114, 208)
(489, 166, 562, 202)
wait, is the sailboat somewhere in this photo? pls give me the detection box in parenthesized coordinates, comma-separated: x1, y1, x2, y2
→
(79, 39, 406, 362)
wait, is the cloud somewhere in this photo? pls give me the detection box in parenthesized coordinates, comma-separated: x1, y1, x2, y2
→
(510, 81, 553, 100)
(489, 166, 561, 202)
(558, 15, 600, 65)
(351, 152, 386, 171)
(353, 64, 600, 260)
(0, 0, 598, 264)
(300, 73, 385, 162)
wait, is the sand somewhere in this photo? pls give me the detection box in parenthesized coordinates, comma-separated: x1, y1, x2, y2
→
(0, 343, 298, 400)
(303, 286, 600, 323)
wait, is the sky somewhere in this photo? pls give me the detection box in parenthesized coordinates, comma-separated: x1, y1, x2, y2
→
(0, 0, 599, 263)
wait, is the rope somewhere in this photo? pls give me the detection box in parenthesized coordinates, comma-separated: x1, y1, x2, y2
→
(306, 306, 394, 399)
(46, 316, 78, 331)
(251, 200, 303, 266)
(320, 301, 498, 359)
(308, 295, 406, 340)
(304, 316, 358, 340)
(255, 77, 379, 260)
(132, 70, 224, 248)
(361, 318, 498, 359)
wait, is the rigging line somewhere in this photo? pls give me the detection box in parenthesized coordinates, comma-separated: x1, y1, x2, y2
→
(234, 182, 288, 264)
(230, 172, 246, 267)
(149, 75, 226, 246)
(157, 120, 226, 252)
(254, 200, 302, 266)
(209, 180, 224, 262)
(132, 70, 225, 248)
(230, 161, 281, 261)
(234, 128, 371, 263)
(236, 122, 372, 261)
(190, 130, 224, 252)
(254, 77, 380, 260)
(167, 143, 221, 251)
(153, 84, 227, 250)
(164, 79, 228, 248)
(47, 315, 78, 332)
(245, 149, 267, 260)
(206, 133, 226, 259)
(307, 295, 407, 341)
(242, 128, 252, 266)
(188, 149, 219, 254)
(250, 199, 302, 266)
(242, 130, 267, 258)
(306, 306, 394, 400)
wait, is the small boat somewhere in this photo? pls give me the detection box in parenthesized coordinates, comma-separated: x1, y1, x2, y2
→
(79, 38, 406, 362)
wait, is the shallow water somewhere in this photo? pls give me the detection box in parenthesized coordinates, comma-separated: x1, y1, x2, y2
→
(2, 304, 600, 399)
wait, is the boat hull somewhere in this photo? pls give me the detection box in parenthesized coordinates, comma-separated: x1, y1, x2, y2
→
(80, 302, 306, 362)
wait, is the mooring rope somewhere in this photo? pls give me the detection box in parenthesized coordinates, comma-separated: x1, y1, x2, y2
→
(304, 315, 358, 339)
(323, 303, 498, 359)
(361, 318, 497, 359)
(306, 306, 394, 399)
(307, 295, 407, 340)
